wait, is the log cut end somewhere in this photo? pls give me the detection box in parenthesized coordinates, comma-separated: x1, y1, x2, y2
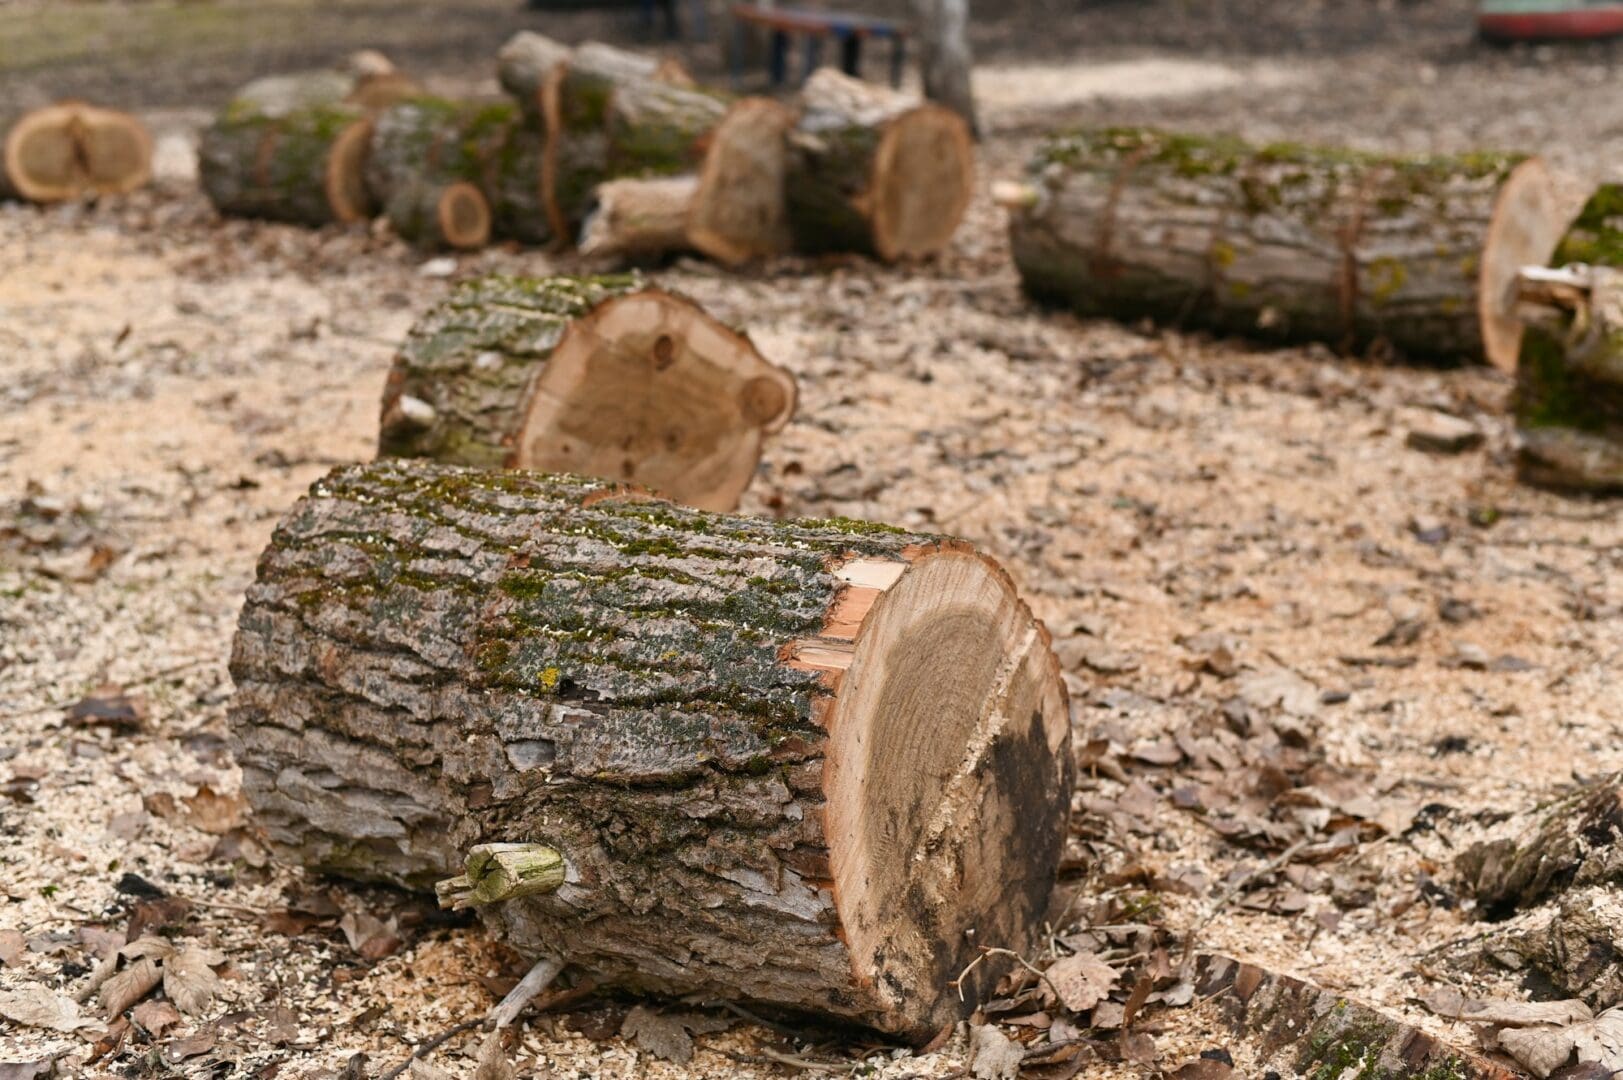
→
(809, 547, 1072, 1036)
(325, 117, 376, 224)
(1481, 158, 1584, 373)
(4, 103, 152, 202)
(688, 98, 798, 265)
(870, 104, 975, 261)
(438, 180, 494, 250)
(509, 288, 795, 511)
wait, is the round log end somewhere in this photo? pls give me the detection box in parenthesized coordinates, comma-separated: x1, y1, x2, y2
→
(815, 547, 1072, 1036)
(689, 98, 798, 266)
(5, 104, 152, 203)
(509, 288, 796, 511)
(438, 180, 493, 250)
(323, 117, 376, 224)
(1482, 158, 1585, 373)
(870, 104, 975, 262)
(76, 105, 154, 196)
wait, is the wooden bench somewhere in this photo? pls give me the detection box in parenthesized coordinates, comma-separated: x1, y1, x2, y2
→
(729, 5, 907, 88)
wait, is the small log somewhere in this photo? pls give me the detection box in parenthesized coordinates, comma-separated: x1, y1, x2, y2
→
(376, 274, 796, 512)
(367, 97, 548, 246)
(381, 178, 492, 251)
(1004, 127, 1578, 370)
(228, 460, 1072, 1039)
(1512, 265, 1623, 491)
(785, 68, 975, 262)
(541, 50, 727, 239)
(497, 31, 574, 122)
(1, 103, 152, 203)
(579, 175, 697, 258)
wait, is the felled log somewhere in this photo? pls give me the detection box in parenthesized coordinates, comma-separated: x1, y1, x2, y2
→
(1000, 128, 1576, 370)
(1, 103, 152, 203)
(541, 48, 726, 239)
(377, 274, 796, 512)
(367, 97, 548, 246)
(380, 179, 492, 251)
(578, 175, 696, 258)
(497, 31, 574, 123)
(228, 460, 1072, 1039)
(1512, 265, 1623, 491)
(785, 68, 975, 262)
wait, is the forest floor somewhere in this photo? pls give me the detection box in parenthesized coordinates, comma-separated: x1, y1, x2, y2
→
(3, 2, 1623, 1078)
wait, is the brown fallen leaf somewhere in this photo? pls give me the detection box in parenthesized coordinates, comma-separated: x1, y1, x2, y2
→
(163, 1026, 218, 1063)
(620, 1005, 694, 1064)
(0, 985, 99, 1032)
(64, 687, 145, 731)
(1420, 987, 1592, 1028)
(0, 929, 25, 966)
(473, 1032, 516, 1080)
(969, 1022, 1024, 1080)
(1043, 950, 1120, 1013)
(337, 911, 401, 961)
(1498, 1008, 1623, 1078)
(163, 945, 224, 1016)
(130, 999, 181, 1037)
(101, 955, 163, 1017)
(0, 1058, 57, 1080)
(182, 785, 248, 835)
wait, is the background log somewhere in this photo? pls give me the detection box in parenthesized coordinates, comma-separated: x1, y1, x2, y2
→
(1, 103, 152, 203)
(786, 68, 974, 262)
(228, 461, 1071, 1039)
(578, 175, 698, 258)
(497, 31, 574, 123)
(1003, 127, 1577, 370)
(1513, 265, 1623, 491)
(367, 97, 549, 246)
(376, 274, 796, 512)
(380, 178, 492, 251)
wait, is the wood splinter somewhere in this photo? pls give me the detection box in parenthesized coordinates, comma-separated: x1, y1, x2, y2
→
(436, 843, 567, 910)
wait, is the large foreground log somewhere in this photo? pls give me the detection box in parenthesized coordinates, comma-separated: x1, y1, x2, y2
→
(376, 274, 796, 512)
(229, 461, 1072, 1038)
(1512, 265, 1623, 491)
(1, 103, 152, 203)
(367, 97, 548, 246)
(1001, 128, 1576, 369)
(786, 68, 975, 262)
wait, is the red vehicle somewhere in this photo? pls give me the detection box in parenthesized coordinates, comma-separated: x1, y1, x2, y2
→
(1479, 0, 1623, 41)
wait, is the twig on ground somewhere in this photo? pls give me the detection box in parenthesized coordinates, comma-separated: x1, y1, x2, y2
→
(378, 1018, 484, 1080)
(489, 956, 563, 1028)
(1182, 836, 1312, 964)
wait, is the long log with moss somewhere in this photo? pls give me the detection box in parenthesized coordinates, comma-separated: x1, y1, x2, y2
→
(785, 68, 975, 262)
(377, 274, 796, 512)
(367, 97, 549, 246)
(1511, 265, 1623, 491)
(998, 128, 1579, 369)
(1, 103, 152, 203)
(228, 460, 1072, 1039)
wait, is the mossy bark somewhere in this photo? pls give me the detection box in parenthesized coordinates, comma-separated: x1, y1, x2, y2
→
(227, 460, 993, 1034)
(378, 274, 642, 467)
(200, 95, 373, 226)
(1007, 128, 1543, 364)
(1514, 267, 1623, 491)
(1552, 183, 1623, 267)
(497, 31, 572, 124)
(367, 97, 550, 246)
(786, 119, 886, 256)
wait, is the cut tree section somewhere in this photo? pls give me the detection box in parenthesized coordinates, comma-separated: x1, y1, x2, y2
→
(228, 462, 1072, 1039)
(381, 179, 492, 251)
(786, 68, 974, 262)
(200, 94, 376, 226)
(1, 104, 152, 203)
(1002, 128, 1582, 368)
(377, 274, 796, 512)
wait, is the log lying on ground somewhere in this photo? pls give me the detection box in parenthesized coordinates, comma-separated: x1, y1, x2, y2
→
(379, 178, 492, 251)
(1000, 128, 1579, 369)
(377, 274, 796, 512)
(786, 68, 975, 262)
(1, 103, 152, 203)
(497, 32, 575, 123)
(1550, 182, 1623, 267)
(1512, 265, 1623, 491)
(228, 461, 1072, 1039)
(367, 97, 548, 246)
(579, 98, 797, 264)
(541, 48, 727, 239)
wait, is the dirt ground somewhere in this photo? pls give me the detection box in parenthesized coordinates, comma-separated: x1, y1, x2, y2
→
(3, 2, 1623, 1077)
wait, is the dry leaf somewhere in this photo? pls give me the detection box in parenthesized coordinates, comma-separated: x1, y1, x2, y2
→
(182, 785, 248, 835)
(338, 912, 402, 961)
(1043, 950, 1119, 1013)
(969, 1023, 1024, 1080)
(0, 985, 98, 1032)
(1499, 1008, 1623, 1079)
(0, 1059, 55, 1080)
(163, 945, 223, 1016)
(474, 1032, 516, 1080)
(1420, 987, 1592, 1028)
(406, 1060, 455, 1080)
(620, 1005, 693, 1064)
(64, 687, 145, 731)
(129, 999, 181, 1037)
(101, 955, 163, 1017)
(163, 1027, 218, 1063)
(0, 929, 26, 966)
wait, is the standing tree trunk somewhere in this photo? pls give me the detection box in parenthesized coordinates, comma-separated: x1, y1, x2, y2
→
(786, 68, 975, 262)
(367, 97, 549, 246)
(377, 274, 797, 512)
(1000, 128, 1579, 370)
(229, 461, 1072, 1040)
(911, 0, 979, 137)
(1, 103, 152, 203)
(1512, 265, 1623, 491)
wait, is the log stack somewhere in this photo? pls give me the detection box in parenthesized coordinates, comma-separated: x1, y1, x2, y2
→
(228, 460, 1072, 1039)
(2, 103, 152, 204)
(999, 127, 1578, 369)
(377, 274, 796, 512)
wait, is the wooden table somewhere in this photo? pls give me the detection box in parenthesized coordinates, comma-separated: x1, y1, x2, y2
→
(729, 5, 907, 87)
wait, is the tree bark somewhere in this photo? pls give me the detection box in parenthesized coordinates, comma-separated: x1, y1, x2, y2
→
(367, 97, 549, 246)
(376, 274, 797, 512)
(380, 178, 492, 251)
(1, 103, 152, 203)
(911, 0, 979, 137)
(1003, 128, 1579, 370)
(497, 31, 574, 124)
(785, 68, 975, 262)
(228, 461, 1072, 1040)
(1513, 265, 1623, 491)
(542, 51, 727, 240)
